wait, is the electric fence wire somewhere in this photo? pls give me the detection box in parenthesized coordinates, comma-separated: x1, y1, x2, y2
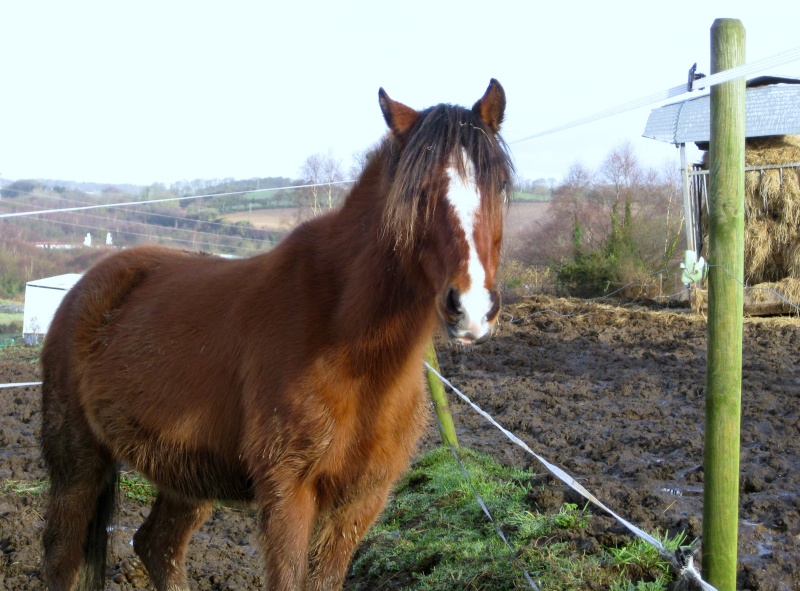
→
(31, 204, 277, 251)
(509, 45, 800, 144)
(503, 262, 686, 324)
(706, 263, 800, 314)
(2, 45, 797, 231)
(502, 259, 800, 327)
(30, 216, 269, 254)
(424, 362, 718, 591)
(435, 426, 540, 589)
(0, 179, 356, 220)
(4, 187, 284, 239)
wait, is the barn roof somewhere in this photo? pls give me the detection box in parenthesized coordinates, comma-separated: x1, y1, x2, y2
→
(643, 77, 800, 144)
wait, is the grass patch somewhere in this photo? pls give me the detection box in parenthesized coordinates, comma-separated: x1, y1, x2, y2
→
(349, 447, 687, 590)
(0, 303, 23, 344)
(120, 471, 157, 503)
(498, 261, 553, 302)
(1, 478, 48, 496)
(512, 192, 551, 202)
(0, 342, 39, 361)
(0, 311, 23, 325)
(1, 472, 157, 504)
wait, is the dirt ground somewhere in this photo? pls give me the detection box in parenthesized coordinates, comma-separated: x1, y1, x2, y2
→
(1, 296, 798, 590)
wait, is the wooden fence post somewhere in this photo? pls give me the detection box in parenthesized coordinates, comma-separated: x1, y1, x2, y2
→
(425, 342, 459, 449)
(703, 18, 745, 590)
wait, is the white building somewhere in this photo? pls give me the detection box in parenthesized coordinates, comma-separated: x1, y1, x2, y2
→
(23, 273, 82, 344)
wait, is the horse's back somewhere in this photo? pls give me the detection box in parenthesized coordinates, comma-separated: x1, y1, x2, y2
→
(41, 245, 257, 499)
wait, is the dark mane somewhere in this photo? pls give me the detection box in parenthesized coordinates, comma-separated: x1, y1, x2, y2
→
(379, 103, 514, 245)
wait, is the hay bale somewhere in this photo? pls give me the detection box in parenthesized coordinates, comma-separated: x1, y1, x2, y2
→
(747, 277, 800, 316)
(694, 277, 800, 316)
(700, 135, 800, 285)
(744, 219, 774, 282)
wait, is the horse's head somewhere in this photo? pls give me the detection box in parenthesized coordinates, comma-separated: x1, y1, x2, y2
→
(378, 80, 512, 345)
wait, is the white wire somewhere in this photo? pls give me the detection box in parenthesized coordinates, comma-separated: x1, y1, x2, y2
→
(510, 83, 688, 144)
(0, 382, 42, 389)
(0, 180, 355, 220)
(9, 188, 281, 235)
(695, 45, 800, 89)
(425, 362, 719, 591)
(5, 45, 798, 221)
(510, 45, 800, 144)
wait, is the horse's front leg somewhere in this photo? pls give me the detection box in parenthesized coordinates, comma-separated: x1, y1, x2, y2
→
(258, 478, 318, 591)
(307, 482, 392, 591)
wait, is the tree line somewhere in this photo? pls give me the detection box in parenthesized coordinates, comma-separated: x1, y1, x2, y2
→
(1, 142, 685, 302)
(504, 142, 685, 299)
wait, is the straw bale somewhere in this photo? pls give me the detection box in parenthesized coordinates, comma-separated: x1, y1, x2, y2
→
(748, 277, 800, 315)
(744, 219, 774, 283)
(783, 241, 800, 279)
(693, 277, 800, 316)
(744, 135, 800, 166)
(700, 135, 800, 284)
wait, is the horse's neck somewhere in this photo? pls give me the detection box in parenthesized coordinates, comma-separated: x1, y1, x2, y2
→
(322, 175, 438, 367)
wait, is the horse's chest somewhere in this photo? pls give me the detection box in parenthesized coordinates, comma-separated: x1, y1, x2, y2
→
(318, 376, 429, 487)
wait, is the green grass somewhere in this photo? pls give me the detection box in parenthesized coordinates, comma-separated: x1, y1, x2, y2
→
(0, 299, 23, 343)
(119, 471, 157, 502)
(0, 311, 23, 324)
(349, 447, 688, 590)
(0, 478, 48, 496)
(0, 443, 690, 589)
(512, 191, 552, 202)
(0, 472, 156, 502)
(0, 341, 37, 360)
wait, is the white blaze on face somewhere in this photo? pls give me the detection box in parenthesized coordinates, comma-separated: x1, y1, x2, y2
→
(444, 150, 493, 340)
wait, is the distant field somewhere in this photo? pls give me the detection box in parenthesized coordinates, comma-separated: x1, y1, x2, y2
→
(513, 191, 551, 202)
(221, 207, 302, 231)
(222, 200, 551, 238)
(505, 200, 551, 236)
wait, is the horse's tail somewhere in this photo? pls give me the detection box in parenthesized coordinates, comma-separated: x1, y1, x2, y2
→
(76, 464, 120, 591)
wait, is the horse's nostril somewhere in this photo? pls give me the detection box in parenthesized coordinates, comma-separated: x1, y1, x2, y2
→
(445, 287, 462, 318)
(487, 289, 501, 322)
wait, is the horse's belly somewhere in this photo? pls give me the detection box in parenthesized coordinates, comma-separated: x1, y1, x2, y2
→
(83, 382, 253, 501)
(109, 420, 253, 501)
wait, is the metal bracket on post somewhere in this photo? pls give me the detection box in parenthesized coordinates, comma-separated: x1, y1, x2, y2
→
(688, 63, 707, 92)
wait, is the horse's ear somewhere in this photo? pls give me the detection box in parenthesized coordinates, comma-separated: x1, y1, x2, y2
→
(472, 79, 506, 133)
(379, 89, 420, 137)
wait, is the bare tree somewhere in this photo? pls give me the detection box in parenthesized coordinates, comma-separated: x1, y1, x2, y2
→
(599, 142, 638, 234)
(516, 162, 599, 265)
(299, 153, 323, 215)
(320, 149, 344, 209)
(298, 150, 347, 220)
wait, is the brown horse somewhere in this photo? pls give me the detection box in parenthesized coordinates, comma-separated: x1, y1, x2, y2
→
(40, 79, 512, 591)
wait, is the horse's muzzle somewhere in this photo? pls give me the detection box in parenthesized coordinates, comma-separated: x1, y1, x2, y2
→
(439, 286, 500, 345)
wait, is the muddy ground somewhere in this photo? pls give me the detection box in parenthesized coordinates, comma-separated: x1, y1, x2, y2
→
(1, 296, 798, 590)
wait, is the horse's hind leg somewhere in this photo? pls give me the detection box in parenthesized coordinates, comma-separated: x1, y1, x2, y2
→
(41, 437, 116, 590)
(132, 490, 212, 591)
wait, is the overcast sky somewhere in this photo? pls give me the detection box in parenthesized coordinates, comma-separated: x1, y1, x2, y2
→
(2, 1, 798, 186)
